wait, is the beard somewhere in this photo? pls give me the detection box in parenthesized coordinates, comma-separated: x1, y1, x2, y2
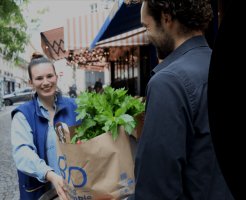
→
(150, 25, 175, 60)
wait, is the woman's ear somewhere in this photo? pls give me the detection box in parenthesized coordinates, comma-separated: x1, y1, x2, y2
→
(29, 79, 35, 90)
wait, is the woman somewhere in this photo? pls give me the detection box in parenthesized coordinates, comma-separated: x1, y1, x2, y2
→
(11, 52, 81, 200)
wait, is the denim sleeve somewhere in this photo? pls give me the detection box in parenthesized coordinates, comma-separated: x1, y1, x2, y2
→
(128, 71, 193, 200)
(11, 112, 54, 183)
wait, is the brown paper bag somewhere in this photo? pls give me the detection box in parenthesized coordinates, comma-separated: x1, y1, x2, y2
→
(55, 122, 135, 200)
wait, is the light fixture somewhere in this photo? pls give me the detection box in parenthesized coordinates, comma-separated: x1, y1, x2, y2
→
(126, 59, 128, 61)
(99, 70, 101, 72)
(92, 71, 94, 74)
(69, 55, 72, 57)
(130, 55, 132, 57)
(145, 56, 147, 59)
(107, 52, 109, 55)
(104, 52, 106, 55)
(53, 59, 55, 62)
(46, 46, 48, 49)
(96, 55, 98, 57)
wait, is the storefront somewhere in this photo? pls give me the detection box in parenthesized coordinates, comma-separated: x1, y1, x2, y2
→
(15, 77, 22, 91)
(23, 79, 28, 88)
(4, 77, 15, 95)
(0, 76, 4, 96)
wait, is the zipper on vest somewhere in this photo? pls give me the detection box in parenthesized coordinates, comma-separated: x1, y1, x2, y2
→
(25, 185, 44, 192)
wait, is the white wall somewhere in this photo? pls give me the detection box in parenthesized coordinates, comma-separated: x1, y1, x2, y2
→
(54, 59, 73, 95)
(76, 69, 86, 94)
(104, 67, 111, 86)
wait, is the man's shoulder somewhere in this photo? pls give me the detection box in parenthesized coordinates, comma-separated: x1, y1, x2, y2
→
(158, 47, 212, 92)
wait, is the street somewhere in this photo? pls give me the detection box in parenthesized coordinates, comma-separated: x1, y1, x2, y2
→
(0, 102, 24, 200)
(0, 101, 139, 200)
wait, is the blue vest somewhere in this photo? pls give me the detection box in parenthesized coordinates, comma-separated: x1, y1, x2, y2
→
(11, 93, 81, 200)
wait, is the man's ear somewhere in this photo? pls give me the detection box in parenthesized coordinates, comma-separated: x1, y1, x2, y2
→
(161, 11, 172, 28)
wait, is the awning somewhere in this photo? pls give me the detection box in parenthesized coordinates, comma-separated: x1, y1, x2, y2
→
(64, 11, 110, 51)
(95, 27, 148, 48)
(89, 0, 142, 51)
(41, 27, 71, 61)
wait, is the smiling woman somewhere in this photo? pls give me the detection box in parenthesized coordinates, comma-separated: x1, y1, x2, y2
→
(10, 52, 82, 200)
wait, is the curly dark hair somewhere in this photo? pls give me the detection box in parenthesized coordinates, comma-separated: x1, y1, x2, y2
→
(125, 0, 214, 35)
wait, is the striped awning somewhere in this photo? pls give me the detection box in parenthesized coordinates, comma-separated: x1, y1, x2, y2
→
(64, 11, 148, 51)
(95, 27, 148, 48)
(64, 11, 110, 51)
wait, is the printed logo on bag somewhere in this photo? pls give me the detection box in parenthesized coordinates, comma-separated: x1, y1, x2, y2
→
(58, 156, 88, 187)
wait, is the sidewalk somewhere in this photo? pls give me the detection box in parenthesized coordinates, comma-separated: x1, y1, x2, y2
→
(0, 106, 20, 200)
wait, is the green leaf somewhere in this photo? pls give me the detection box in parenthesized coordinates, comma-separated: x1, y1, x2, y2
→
(77, 119, 97, 138)
(81, 139, 87, 143)
(110, 122, 118, 140)
(71, 135, 79, 144)
(124, 122, 135, 135)
(115, 107, 127, 117)
(93, 115, 108, 124)
(76, 109, 86, 121)
(118, 114, 134, 124)
(134, 117, 139, 130)
(102, 110, 113, 117)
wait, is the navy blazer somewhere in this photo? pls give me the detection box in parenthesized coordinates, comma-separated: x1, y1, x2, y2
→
(128, 35, 234, 200)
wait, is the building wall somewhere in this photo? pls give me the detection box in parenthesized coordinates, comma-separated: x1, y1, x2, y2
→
(0, 42, 36, 96)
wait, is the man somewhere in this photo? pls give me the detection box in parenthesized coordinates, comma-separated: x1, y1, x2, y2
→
(72, 82, 77, 92)
(125, 0, 234, 200)
(68, 87, 77, 98)
(94, 78, 102, 93)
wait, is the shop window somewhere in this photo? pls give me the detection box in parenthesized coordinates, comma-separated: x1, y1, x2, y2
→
(124, 64, 128, 79)
(117, 64, 121, 80)
(4, 71, 6, 75)
(114, 63, 117, 81)
(11, 73, 13, 77)
(121, 64, 124, 80)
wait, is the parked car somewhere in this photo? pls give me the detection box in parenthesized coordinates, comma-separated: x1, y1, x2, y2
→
(3, 87, 35, 106)
(0, 93, 5, 111)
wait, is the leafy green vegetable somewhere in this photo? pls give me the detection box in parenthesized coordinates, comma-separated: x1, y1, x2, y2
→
(71, 86, 145, 144)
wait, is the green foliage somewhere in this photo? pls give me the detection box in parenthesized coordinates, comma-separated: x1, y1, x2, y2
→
(0, 0, 49, 65)
(71, 86, 146, 144)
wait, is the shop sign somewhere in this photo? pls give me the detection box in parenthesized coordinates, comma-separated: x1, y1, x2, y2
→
(4, 77, 16, 82)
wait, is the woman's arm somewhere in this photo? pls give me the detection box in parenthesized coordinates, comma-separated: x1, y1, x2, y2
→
(11, 112, 54, 183)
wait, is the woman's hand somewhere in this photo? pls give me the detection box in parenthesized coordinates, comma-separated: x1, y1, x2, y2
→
(45, 171, 68, 200)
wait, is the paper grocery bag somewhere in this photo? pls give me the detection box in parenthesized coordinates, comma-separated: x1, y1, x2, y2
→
(55, 122, 135, 200)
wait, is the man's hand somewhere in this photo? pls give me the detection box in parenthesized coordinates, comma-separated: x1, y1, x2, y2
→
(45, 171, 68, 200)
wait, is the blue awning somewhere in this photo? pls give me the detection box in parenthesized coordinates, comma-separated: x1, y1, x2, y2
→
(89, 0, 142, 51)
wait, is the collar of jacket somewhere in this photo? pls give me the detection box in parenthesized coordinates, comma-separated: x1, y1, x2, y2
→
(33, 92, 67, 118)
(150, 35, 209, 78)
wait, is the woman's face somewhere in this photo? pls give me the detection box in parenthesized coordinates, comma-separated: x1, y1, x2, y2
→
(29, 63, 58, 99)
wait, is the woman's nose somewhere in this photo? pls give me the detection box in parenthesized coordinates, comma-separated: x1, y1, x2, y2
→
(43, 77, 49, 84)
